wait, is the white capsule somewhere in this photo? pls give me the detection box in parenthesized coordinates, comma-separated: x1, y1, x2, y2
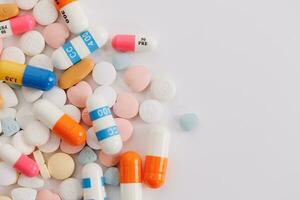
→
(82, 163, 107, 200)
(86, 94, 123, 155)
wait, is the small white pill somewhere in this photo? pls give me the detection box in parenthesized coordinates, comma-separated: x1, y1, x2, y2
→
(59, 178, 83, 200)
(86, 127, 101, 150)
(11, 131, 35, 155)
(0, 83, 18, 108)
(94, 85, 117, 108)
(0, 162, 17, 186)
(16, 0, 39, 10)
(24, 120, 50, 146)
(29, 54, 53, 71)
(61, 104, 81, 123)
(16, 104, 36, 129)
(33, 0, 58, 26)
(139, 99, 164, 123)
(0, 108, 16, 119)
(42, 86, 66, 108)
(20, 31, 45, 56)
(92, 62, 117, 85)
(151, 78, 176, 101)
(11, 187, 37, 200)
(22, 87, 43, 103)
(17, 175, 44, 188)
(38, 133, 60, 153)
(1, 47, 26, 64)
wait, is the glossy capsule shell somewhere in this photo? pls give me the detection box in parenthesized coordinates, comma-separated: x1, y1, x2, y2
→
(143, 126, 170, 189)
(0, 4, 19, 21)
(0, 15, 36, 38)
(119, 151, 142, 200)
(82, 163, 107, 200)
(0, 60, 56, 91)
(0, 143, 39, 177)
(33, 99, 87, 146)
(86, 94, 123, 155)
(54, 0, 89, 34)
(111, 34, 157, 52)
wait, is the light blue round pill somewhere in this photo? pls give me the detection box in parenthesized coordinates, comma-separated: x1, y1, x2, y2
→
(104, 167, 120, 186)
(179, 113, 199, 132)
(78, 146, 98, 165)
(1, 117, 20, 137)
(112, 53, 131, 71)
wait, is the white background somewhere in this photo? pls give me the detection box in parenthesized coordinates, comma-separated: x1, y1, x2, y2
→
(2, 0, 300, 199)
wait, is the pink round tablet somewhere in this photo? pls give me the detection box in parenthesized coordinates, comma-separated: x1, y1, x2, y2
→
(115, 118, 134, 142)
(123, 66, 151, 92)
(82, 107, 93, 126)
(60, 140, 85, 154)
(36, 189, 61, 200)
(113, 92, 139, 119)
(43, 23, 70, 49)
(99, 151, 121, 167)
(67, 81, 93, 108)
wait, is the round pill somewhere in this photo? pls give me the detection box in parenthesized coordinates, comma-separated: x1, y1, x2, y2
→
(99, 151, 121, 167)
(67, 81, 92, 108)
(22, 87, 43, 103)
(47, 153, 75, 180)
(179, 113, 199, 132)
(33, 0, 58, 26)
(16, 104, 36, 129)
(24, 120, 50, 146)
(0, 83, 18, 108)
(60, 140, 85, 154)
(92, 61, 117, 85)
(1, 47, 25, 64)
(78, 146, 97, 165)
(81, 108, 93, 126)
(19, 31, 45, 56)
(0, 162, 17, 186)
(17, 174, 44, 188)
(42, 86, 66, 108)
(38, 134, 60, 153)
(16, 0, 39, 10)
(0, 108, 16, 120)
(0, 196, 11, 200)
(58, 178, 82, 200)
(123, 66, 151, 92)
(29, 54, 53, 71)
(113, 92, 139, 119)
(115, 118, 133, 142)
(1, 117, 20, 136)
(62, 104, 81, 123)
(43, 23, 70, 49)
(86, 127, 101, 150)
(151, 78, 176, 101)
(112, 52, 131, 71)
(139, 99, 164, 123)
(94, 85, 117, 108)
(12, 131, 35, 155)
(36, 189, 61, 200)
(11, 188, 37, 200)
(104, 167, 120, 186)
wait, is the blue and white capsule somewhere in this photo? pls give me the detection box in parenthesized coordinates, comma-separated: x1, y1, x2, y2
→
(82, 162, 107, 200)
(86, 94, 123, 155)
(51, 27, 108, 70)
(0, 60, 56, 91)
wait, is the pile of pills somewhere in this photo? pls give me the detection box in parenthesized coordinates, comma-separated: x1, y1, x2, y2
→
(0, 0, 199, 200)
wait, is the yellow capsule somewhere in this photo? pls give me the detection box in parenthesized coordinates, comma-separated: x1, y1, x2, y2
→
(0, 60, 25, 85)
(0, 4, 19, 21)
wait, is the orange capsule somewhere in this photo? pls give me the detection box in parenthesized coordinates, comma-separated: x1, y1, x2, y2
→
(0, 4, 19, 21)
(119, 151, 142, 200)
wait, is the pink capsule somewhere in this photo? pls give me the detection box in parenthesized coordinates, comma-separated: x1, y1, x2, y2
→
(111, 34, 157, 52)
(0, 15, 36, 38)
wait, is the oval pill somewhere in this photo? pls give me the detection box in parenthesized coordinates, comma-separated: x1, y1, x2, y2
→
(0, 15, 36, 38)
(1, 46, 25, 64)
(112, 34, 157, 52)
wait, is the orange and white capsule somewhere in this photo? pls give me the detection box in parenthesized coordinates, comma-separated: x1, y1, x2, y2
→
(143, 126, 170, 189)
(119, 151, 142, 200)
(33, 99, 86, 146)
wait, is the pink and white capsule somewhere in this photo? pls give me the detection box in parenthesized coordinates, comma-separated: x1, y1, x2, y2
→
(111, 34, 157, 52)
(0, 15, 36, 38)
(0, 143, 39, 177)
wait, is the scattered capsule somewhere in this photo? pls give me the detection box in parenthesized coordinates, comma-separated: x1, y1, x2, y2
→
(82, 163, 107, 200)
(111, 34, 157, 52)
(86, 94, 123, 155)
(0, 60, 56, 91)
(0, 15, 36, 38)
(143, 126, 170, 189)
(119, 151, 142, 200)
(0, 143, 39, 177)
(0, 4, 19, 21)
(54, 0, 89, 34)
(52, 27, 108, 70)
(33, 99, 87, 146)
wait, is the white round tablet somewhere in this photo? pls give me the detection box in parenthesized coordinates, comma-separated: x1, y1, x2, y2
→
(92, 62, 117, 85)
(16, 0, 39, 10)
(59, 178, 83, 200)
(29, 54, 53, 71)
(20, 31, 45, 56)
(42, 86, 66, 108)
(0, 162, 17, 186)
(38, 133, 60, 153)
(0, 108, 16, 120)
(17, 174, 44, 188)
(22, 87, 43, 103)
(33, 0, 58, 26)
(60, 140, 85, 154)
(139, 99, 164, 123)
(94, 86, 117, 108)
(0, 83, 18, 108)
(11, 131, 35, 155)
(11, 187, 37, 200)
(16, 104, 36, 129)
(62, 104, 81, 123)
(151, 78, 176, 101)
(86, 127, 101, 150)
(24, 121, 50, 146)
(1, 47, 26, 64)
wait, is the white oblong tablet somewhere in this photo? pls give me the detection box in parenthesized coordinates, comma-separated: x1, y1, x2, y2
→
(42, 86, 66, 108)
(16, 104, 36, 129)
(11, 187, 37, 200)
(86, 127, 101, 150)
(17, 174, 44, 188)
(1, 47, 26, 64)
(33, 0, 58, 26)
(20, 31, 45, 56)
(92, 62, 117, 85)
(60, 140, 85, 154)
(16, 0, 39, 10)
(0, 108, 16, 119)
(22, 87, 43, 103)
(11, 130, 35, 155)
(38, 133, 60, 153)
(61, 104, 81, 123)
(139, 99, 164, 124)
(151, 78, 176, 101)
(94, 86, 117, 108)
(59, 178, 83, 200)
(0, 162, 17, 186)
(24, 120, 50, 146)
(0, 83, 18, 108)
(29, 54, 53, 71)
